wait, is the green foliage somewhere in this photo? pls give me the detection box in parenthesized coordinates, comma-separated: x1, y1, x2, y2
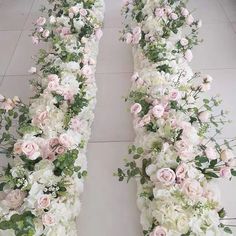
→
(0, 212, 36, 236)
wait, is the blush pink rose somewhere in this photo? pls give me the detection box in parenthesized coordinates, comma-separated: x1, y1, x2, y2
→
(205, 147, 217, 160)
(169, 89, 181, 101)
(38, 195, 50, 209)
(79, 8, 87, 16)
(176, 163, 189, 179)
(4, 189, 26, 209)
(182, 179, 203, 199)
(152, 104, 165, 118)
(156, 168, 176, 186)
(36, 17, 46, 26)
(150, 226, 167, 236)
(42, 213, 56, 226)
(21, 141, 40, 160)
(219, 167, 232, 179)
(130, 103, 142, 115)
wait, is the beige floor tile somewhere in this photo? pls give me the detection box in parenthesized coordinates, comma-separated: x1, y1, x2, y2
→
(78, 142, 142, 236)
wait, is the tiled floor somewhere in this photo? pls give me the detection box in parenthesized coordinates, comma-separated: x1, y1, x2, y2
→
(0, 0, 236, 235)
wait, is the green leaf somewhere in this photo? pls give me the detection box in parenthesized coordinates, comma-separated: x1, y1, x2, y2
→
(205, 171, 219, 178)
(231, 169, 236, 176)
(224, 227, 232, 234)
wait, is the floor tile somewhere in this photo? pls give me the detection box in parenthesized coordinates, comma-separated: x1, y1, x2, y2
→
(6, 31, 48, 76)
(0, 0, 34, 30)
(192, 23, 236, 70)
(0, 31, 21, 76)
(96, 28, 133, 74)
(78, 142, 142, 236)
(231, 22, 236, 33)
(104, 0, 122, 28)
(0, 75, 32, 103)
(188, 0, 228, 24)
(91, 73, 134, 142)
(219, 0, 236, 22)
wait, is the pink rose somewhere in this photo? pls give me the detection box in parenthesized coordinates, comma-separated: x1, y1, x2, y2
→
(205, 147, 217, 160)
(36, 17, 46, 26)
(186, 14, 194, 25)
(156, 168, 176, 186)
(32, 36, 39, 45)
(164, 6, 172, 14)
(59, 133, 74, 149)
(79, 8, 88, 16)
(125, 33, 133, 44)
(21, 141, 40, 160)
(95, 28, 103, 41)
(220, 149, 234, 162)
(169, 89, 181, 101)
(82, 65, 93, 76)
(130, 103, 142, 115)
(150, 226, 167, 236)
(42, 29, 50, 38)
(48, 74, 59, 82)
(152, 104, 165, 118)
(184, 49, 193, 62)
(176, 163, 189, 179)
(175, 140, 194, 161)
(219, 167, 232, 179)
(47, 81, 60, 92)
(4, 189, 26, 209)
(49, 138, 60, 149)
(170, 13, 178, 20)
(14, 142, 22, 155)
(198, 111, 210, 122)
(2, 98, 15, 111)
(42, 213, 56, 226)
(182, 179, 203, 199)
(69, 6, 80, 16)
(141, 114, 151, 125)
(32, 111, 48, 127)
(181, 8, 189, 17)
(70, 117, 82, 131)
(155, 8, 164, 18)
(38, 195, 50, 209)
(55, 145, 66, 155)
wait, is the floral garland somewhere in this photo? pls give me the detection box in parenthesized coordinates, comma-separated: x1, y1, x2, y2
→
(0, 0, 104, 235)
(117, 0, 236, 235)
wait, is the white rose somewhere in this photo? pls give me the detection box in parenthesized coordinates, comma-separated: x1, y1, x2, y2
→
(21, 141, 40, 160)
(182, 179, 203, 199)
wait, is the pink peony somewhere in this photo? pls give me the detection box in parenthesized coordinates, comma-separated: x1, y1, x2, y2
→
(156, 168, 176, 186)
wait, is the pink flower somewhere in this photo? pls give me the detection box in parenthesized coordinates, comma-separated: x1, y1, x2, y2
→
(150, 226, 167, 236)
(176, 163, 189, 179)
(48, 74, 59, 82)
(200, 83, 211, 92)
(42, 29, 50, 38)
(2, 98, 15, 111)
(141, 114, 151, 125)
(59, 133, 74, 149)
(32, 111, 48, 127)
(180, 38, 188, 46)
(82, 65, 93, 76)
(21, 141, 40, 160)
(152, 104, 165, 118)
(14, 142, 22, 155)
(220, 149, 234, 162)
(38, 195, 50, 209)
(49, 138, 60, 149)
(156, 168, 176, 186)
(55, 145, 66, 155)
(175, 140, 194, 161)
(125, 32, 133, 44)
(32, 36, 39, 45)
(219, 167, 232, 179)
(186, 14, 194, 25)
(182, 179, 203, 199)
(59, 27, 71, 38)
(79, 8, 88, 16)
(95, 28, 103, 41)
(69, 6, 80, 16)
(205, 147, 217, 160)
(169, 89, 181, 101)
(70, 117, 82, 131)
(170, 13, 178, 20)
(155, 8, 164, 18)
(130, 103, 142, 115)
(181, 8, 189, 17)
(42, 213, 56, 226)
(47, 80, 60, 91)
(132, 26, 142, 44)
(36, 17, 46, 26)
(198, 111, 210, 122)
(184, 49, 193, 62)
(4, 189, 26, 209)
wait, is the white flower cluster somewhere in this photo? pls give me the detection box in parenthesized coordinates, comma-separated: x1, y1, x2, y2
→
(119, 0, 236, 236)
(0, 0, 104, 235)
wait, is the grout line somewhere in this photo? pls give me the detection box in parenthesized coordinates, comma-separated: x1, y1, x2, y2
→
(1, 0, 35, 86)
